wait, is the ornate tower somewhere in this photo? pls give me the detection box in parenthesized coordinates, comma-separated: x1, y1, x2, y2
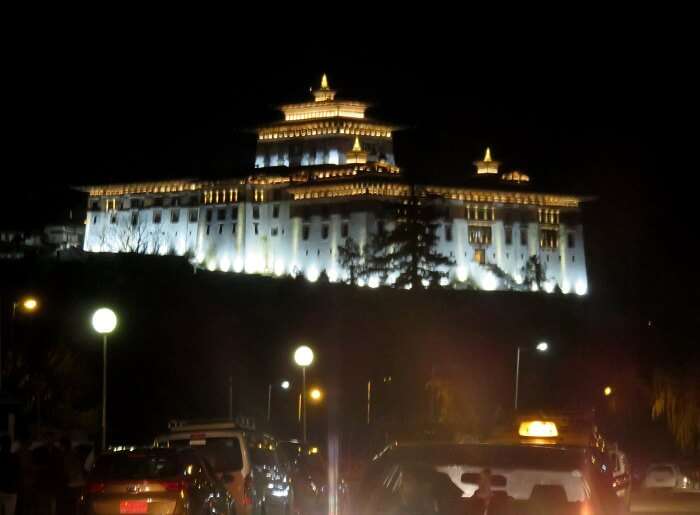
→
(255, 74, 396, 168)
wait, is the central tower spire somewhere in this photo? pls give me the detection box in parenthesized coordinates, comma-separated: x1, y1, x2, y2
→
(313, 73, 336, 102)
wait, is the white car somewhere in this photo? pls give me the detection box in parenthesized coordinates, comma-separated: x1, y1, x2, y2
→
(642, 463, 692, 489)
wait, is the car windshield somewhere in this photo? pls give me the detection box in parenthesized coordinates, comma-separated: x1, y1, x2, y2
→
(648, 465, 674, 476)
(91, 451, 181, 480)
(169, 437, 243, 472)
(249, 446, 277, 467)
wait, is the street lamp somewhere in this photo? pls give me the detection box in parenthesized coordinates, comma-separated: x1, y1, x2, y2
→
(604, 386, 613, 397)
(19, 297, 39, 313)
(92, 307, 117, 452)
(267, 379, 291, 422)
(294, 345, 314, 443)
(0, 295, 40, 392)
(514, 341, 549, 410)
(310, 387, 323, 402)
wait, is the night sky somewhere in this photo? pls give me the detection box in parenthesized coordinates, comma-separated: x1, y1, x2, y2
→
(4, 31, 684, 351)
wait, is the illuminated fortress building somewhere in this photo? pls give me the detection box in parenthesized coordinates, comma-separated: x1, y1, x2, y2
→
(81, 75, 589, 294)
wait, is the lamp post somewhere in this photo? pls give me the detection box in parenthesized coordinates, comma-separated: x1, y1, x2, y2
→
(294, 345, 314, 443)
(0, 295, 39, 392)
(267, 379, 290, 422)
(514, 341, 549, 410)
(92, 307, 117, 452)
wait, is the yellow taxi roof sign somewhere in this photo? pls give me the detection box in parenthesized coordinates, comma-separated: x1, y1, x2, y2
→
(518, 420, 559, 438)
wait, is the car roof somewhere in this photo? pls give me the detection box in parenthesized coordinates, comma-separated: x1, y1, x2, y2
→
(155, 430, 246, 441)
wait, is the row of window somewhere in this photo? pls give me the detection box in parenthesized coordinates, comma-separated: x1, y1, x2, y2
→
(302, 222, 350, 241)
(97, 213, 576, 250)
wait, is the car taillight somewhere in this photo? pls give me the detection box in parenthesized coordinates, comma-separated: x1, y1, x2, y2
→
(86, 482, 105, 494)
(161, 480, 190, 492)
(243, 475, 254, 505)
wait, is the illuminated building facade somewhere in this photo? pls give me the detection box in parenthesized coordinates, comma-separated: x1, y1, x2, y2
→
(81, 76, 589, 294)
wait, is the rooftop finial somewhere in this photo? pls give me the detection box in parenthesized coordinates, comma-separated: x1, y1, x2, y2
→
(352, 136, 362, 152)
(321, 73, 329, 90)
(474, 147, 500, 175)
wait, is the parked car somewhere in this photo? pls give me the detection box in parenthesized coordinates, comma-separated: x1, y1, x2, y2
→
(82, 447, 234, 515)
(642, 463, 694, 490)
(156, 419, 272, 515)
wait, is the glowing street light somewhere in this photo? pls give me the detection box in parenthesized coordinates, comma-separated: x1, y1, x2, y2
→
(294, 345, 314, 443)
(604, 386, 613, 397)
(310, 387, 323, 402)
(281, 380, 290, 390)
(294, 345, 314, 367)
(20, 297, 39, 312)
(92, 307, 117, 451)
(515, 341, 550, 410)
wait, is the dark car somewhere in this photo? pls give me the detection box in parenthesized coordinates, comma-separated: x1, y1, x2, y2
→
(277, 442, 348, 515)
(355, 442, 624, 515)
(82, 447, 235, 515)
(247, 440, 291, 515)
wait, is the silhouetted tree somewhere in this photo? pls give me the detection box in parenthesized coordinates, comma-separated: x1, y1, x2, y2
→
(522, 255, 546, 290)
(368, 189, 454, 289)
(337, 237, 366, 285)
(652, 363, 700, 452)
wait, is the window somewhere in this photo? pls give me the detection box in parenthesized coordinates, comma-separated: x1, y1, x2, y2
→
(540, 229, 559, 250)
(217, 208, 227, 221)
(302, 225, 310, 240)
(218, 224, 224, 235)
(567, 233, 575, 249)
(231, 206, 238, 220)
(171, 209, 180, 223)
(206, 209, 213, 223)
(232, 223, 236, 235)
(322, 224, 329, 240)
(341, 222, 349, 238)
(131, 213, 138, 226)
(271, 227, 278, 237)
(110, 213, 117, 224)
(272, 205, 280, 218)
(253, 222, 259, 235)
(153, 210, 162, 224)
(474, 249, 486, 265)
(505, 226, 512, 245)
(206, 225, 210, 235)
(377, 220, 385, 235)
(253, 206, 260, 219)
(321, 207, 330, 220)
(90, 201, 100, 211)
(445, 224, 453, 242)
(468, 226, 492, 246)
(520, 228, 528, 246)
(189, 209, 198, 223)
(172, 197, 180, 207)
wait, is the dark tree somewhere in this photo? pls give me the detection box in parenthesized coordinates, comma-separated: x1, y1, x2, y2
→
(522, 255, 546, 290)
(337, 236, 366, 285)
(368, 189, 454, 289)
